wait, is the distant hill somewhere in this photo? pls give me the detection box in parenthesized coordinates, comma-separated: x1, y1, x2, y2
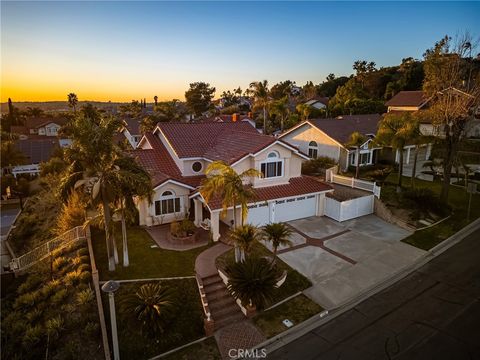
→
(0, 101, 130, 114)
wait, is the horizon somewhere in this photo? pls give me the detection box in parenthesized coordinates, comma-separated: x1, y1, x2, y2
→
(1, 1, 479, 102)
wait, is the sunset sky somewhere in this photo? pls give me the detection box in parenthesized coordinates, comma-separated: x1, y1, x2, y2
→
(1, 1, 479, 102)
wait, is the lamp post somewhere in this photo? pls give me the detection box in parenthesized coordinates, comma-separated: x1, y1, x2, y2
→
(102, 280, 120, 360)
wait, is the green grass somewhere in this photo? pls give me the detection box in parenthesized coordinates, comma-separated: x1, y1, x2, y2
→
(216, 243, 312, 305)
(92, 226, 211, 280)
(162, 337, 221, 360)
(253, 294, 323, 338)
(103, 279, 205, 360)
(382, 174, 480, 250)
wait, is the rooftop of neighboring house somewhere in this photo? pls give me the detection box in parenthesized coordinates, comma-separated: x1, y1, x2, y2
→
(305, 96, 329, 106)
(385, 91, 428, 108)
(14, 138, 60, 164)
(25, 117, 68, 129)
(122, 118, 141, 135)
(199, 114, 255, 125)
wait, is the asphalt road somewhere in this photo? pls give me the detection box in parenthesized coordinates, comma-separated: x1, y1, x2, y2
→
(268, 230, 480, 360)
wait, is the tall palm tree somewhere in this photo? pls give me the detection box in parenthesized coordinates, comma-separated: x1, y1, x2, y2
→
(121, 283, 174, 338)
(248, 80, 270, 134)
(375, 112, 417, 190)
(226, 256, 280, 311)
(262, 223, 293, 263)
(67, 93, 78, 112)
(270, 96, 289, 132)
(229, 225, 263, 262)
(201, 161, 261, 262)
(296, 103, 312, 122)
(345, 131, 367, 178)
(154, 95, 158, 107)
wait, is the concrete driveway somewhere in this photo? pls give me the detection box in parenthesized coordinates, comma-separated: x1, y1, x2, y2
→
(277, 215, 426, 310)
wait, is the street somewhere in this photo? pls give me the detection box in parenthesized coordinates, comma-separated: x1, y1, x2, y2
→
(1, 206, 20, 273)
(268, 230, 480, 360)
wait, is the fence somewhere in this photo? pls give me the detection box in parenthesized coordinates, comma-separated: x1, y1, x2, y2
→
(9, 226, 86, 271)
(326, 166, 381, 198)
(325, 195, 375, 222)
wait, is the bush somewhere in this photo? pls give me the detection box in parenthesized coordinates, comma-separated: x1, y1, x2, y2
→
(13, 291, 41, 309)
(171, 219, 196, 237)
(402, 188, 450, 218)
(77, 247, 89, 257)
(302, 156, 337, 175)
(64, 269, 83, 286)
(45, 315, 64, 339)
(83, 321, 99, 337)
(17, 274, 43, 294)
(77, 263, 91, 273)
(51, 288, 68, 304)
(76, 288, 94, 306)
(22, 324, 43, 347)
(52, 256, 69, 272)
(55, 191, 86, 236)
(41, 279, 62, 298)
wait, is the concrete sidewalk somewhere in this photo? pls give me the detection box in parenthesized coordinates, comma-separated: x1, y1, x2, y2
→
(1, 207, 20, 273)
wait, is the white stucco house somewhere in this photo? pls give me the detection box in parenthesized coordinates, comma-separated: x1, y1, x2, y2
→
(120, 119, 142, 148)
(280, 114, 383, 171)
(131, 122, 333, 241)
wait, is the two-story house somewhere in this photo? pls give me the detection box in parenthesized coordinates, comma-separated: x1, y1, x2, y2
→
(279, 114, 383, 171)
(132, 122, 332, 241)
(120, 119, 142, 148)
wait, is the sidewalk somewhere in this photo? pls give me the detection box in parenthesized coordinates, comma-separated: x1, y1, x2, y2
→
(1, 207, 20, 273)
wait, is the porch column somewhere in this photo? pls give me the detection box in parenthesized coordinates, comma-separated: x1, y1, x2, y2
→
(405, 147, 411, 165)
(316, 193, 325, 216)
(211, 211, 220, 242)
(193, 198, 203, 227)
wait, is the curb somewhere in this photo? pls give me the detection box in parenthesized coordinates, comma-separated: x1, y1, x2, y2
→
(251, 217, 480, 355)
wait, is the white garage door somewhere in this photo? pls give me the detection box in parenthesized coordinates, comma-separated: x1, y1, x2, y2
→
(246, 203, 270, 226)
(275, 195, 317, 223)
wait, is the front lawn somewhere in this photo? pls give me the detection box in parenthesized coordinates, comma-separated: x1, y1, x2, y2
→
(382, 174, 480, 250)
(162, 337, 221, 360)
(216, 243, 312, 305)
(253, 294, 323, 338)
(91, 226, 211, 280)
(103, 279, 205, 360)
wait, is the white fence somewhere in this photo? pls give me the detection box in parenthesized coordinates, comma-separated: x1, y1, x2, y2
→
(326, 166, 381, 198)
(9, 226, 86, 271)
(325, 195, 375, 222)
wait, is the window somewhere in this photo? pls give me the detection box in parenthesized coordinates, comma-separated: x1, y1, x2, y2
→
(192, 161, 202, 173)
(308, 141, 318, 158)
(155, 190, 181, 215)
(260, 151, 283, 178)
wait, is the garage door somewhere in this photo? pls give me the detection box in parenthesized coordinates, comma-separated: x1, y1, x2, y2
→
(246, 203, 270, 226)
(275, 195, 317, 223)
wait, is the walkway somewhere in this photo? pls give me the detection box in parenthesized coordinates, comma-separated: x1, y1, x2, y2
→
(145, 225, 209, 251)
(215, 320, 266, 359)
(195, 243, 232, 278)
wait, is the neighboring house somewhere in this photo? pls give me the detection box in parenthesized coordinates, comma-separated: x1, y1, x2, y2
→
(120, 118, 143, 148)
(12, 138, 60, 177)
(10, 117, 67, 138)
(304, 96, 329, 110)
(200, 113, 257, 130)
(280, 114, 383, 171)
(132, 122, 332, 241)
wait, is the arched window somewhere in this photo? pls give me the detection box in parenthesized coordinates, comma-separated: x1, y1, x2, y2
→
(261, 151, 283, 178)
(308, 141, 318, 158)
(155, 190, 181, 216)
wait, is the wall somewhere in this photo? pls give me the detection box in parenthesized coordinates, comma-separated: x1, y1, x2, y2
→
(374, 198, 415, 231)
(282, 124, 341, 162)
(182, 159, 209, 176)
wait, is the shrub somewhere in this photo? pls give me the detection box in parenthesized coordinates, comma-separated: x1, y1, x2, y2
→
(17, 274, 43, 294)
(51, 288, 68, 305)
(77, 263, 91, 273)
(64, 269, 83, 286)
(22, 324, 43, 347)
(25, 308, 43, 323)
(52, 256, 69, 272)
(79, 255, 90, 264)
(13, 291, 41, 309)
(402, 188, 450, 217)
(79, 270, 91, 283)
(41, 279, 61, 298)
(77, 247, 89, 257)
(83, 321, 99, 337)
(76, 288, 94, 306)
(302, 156, 337, 175)
(55, 191, 86, 236)
(171, 219, 196, 237)
(45, 315, 64, 339)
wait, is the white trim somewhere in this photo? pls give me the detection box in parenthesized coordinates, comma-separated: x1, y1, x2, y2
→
(153, 179, 195, 192)
(153, 126, 181, 158)
(181, 157, 214, 163)
(280, 121, 347, 150)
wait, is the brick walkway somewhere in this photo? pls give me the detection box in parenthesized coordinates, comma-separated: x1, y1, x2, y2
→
(195, 242, 232, 278)
(145, 225, 209, 251)
(279, 224, 357, 265)
(215, 320, 266, 359)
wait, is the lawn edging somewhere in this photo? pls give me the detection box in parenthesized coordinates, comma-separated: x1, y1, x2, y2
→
(98, 276, 195, 284)
(250, 218, 480, 356)
(86, 226, 111, 360)
(147, 336, 208, 360)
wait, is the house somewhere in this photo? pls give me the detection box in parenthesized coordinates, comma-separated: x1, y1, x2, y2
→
(120, 118, 142, 148)
(10, 117, 67, 138)
(132, 122, 333, 241)
(304, 97, 329, 110)
(199, 113, 257, 129)
(280, 114, 383, 171)
(11, 138, 60, 177)
(385, 91, 429, 112)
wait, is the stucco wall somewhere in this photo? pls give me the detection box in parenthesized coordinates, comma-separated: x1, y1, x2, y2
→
(182, 159, 209, 176)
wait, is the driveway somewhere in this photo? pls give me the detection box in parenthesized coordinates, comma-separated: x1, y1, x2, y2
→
(276, 215, 425, 309)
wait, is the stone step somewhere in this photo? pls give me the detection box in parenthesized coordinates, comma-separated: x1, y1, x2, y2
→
(212, 303, 241, 319)
(204, 281, 226, 294)
(214, 312, 245, 330)
(202, 274, 222, 286)
(205, 286, 231, 301)
(208, 294, 237, 312)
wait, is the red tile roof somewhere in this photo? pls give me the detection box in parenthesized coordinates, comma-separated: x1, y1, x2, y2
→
(202, 176, 333, 210)
(25, 117, 67, 129)
(123, 118, 141, 134)
(14, 138, 60, 164)
(308, 114, 382, 144)
(385, 91, 427, 107)
(156, 122, 272, 163)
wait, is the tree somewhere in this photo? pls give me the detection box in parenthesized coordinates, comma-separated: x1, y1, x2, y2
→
(55, 191, 86, 236)
(25, 107, 44, 117)
(140, 115, 160, 133)
(270, 80, 294, 100)
(221, 87, 242, 107)
(375, 112, 418, 190)
(67, 93, 78, 112)
(248, 80, 270, 134)
(262, 223, 293, 263)
(184, 82, 216, 117)
(154, 95, 158, 106)
(154, 99, 186, 122)
(422, 33, 480, 203)
(345, 131, 367, 178)
(225, 256, 280, 311)
(200, 161, 261, 262)
(121, 283, 174, 338)
(303, 81, 317, 100)
(296, 103, 312, 121)
(229, 225, 263, 262)
(269, 96, 289, 131)
(1, 140, 26, 169)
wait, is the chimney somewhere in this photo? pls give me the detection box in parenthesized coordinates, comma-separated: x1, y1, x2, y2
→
(247, 112, 253, 119)
(232, 113, 239, 122)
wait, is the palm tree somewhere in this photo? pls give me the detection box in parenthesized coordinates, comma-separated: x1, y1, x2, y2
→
(225, 256, 280, 311)
(67, 93, 78, 112)
(121, 283, 174, 338)
(270, 97, 289, 132)
(25, 107, 44, 117)
(154, 95, 158, 107)
(248, 80, 270, 134)
(375, 112, 417, 190)
(345, 131, 367, 178)
(296, 103, 312, 121)
(201, 161, 261, 262)
(1, 141, 26, 168)
(229, 225, 263, 262)
(262, 223, 293, 263)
